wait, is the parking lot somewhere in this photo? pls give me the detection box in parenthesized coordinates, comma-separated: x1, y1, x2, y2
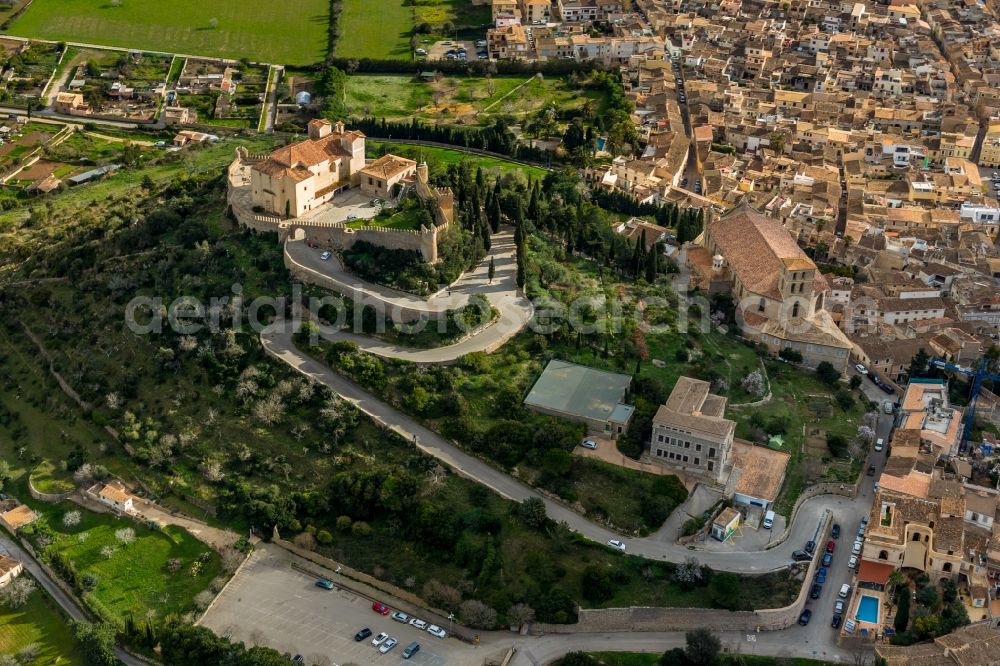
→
(200, 544, 483, 666)
(424, 40, 485, 62)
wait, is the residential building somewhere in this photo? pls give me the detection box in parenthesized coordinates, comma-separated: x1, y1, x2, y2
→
(649, 376, 735, 484)
(97, 481, 134, 513)
(0, 555, 22, 589)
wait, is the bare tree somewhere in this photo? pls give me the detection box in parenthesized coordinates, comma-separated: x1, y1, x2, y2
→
(193, 590, 214, 611)
(293, 532, 317, 551)
(460, 600, 497, 629)
(507, 603, 535, 628)
(208, 17, 219, 29)
(423, 580, 462, 612)
(673, 556, 704, 586)
(115, 528, 136, 545)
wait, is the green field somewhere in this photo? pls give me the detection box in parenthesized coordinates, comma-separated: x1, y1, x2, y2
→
(0, 576, 84, 665)
(20, 497, 222, 621)
(8, 0, 329, 65)
(344, 74, 602, 125)
(369, 141, 549, 179)
(336, 0, 413, 59)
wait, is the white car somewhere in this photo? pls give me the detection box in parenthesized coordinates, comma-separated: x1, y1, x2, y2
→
(847, 555, 858, 570)
(378, 638, 398, 654)
(408, 618, 428, 630)
(855, 364, 869, 375)
(581, 438, 598, 450)
(839, 583, 851, 598)
(391, 611, 409, 623)
(372, 632, 389, 646)
(608, 539, 626, 552)
(427, 625, 447, 638)
(874, 438, 884, 452)
(320, 251, 332, 261)
(834, 599, 845, 614)
(851, 540, 862, 555)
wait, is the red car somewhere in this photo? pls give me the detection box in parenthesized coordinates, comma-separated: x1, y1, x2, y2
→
(372, 601, 391, 615)
(826, 540, 836, 554)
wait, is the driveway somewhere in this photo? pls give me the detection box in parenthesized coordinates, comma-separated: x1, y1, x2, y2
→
(286, 228, 533, 362)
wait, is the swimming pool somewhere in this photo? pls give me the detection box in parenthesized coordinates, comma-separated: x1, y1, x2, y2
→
(856, 594, 880, 624)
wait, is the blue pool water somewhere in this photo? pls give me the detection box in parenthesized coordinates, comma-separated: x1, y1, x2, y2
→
(596, 137, 607, 151)
(856, 595, 879, 624)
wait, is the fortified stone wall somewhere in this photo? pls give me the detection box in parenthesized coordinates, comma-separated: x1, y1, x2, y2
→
(228, 151, 447, 262)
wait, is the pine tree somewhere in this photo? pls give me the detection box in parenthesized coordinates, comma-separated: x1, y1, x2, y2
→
(488, 256, 495, 283)
(488, 195, 501, 232)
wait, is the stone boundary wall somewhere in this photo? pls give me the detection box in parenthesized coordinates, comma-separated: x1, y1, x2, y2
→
(531, 510, 831, 635)
(227, 152, 446, 262)
(767, 479, 859, 551)
(26, 474, 74, 503)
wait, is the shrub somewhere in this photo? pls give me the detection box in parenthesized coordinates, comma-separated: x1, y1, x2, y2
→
(316, 529, 333, 545)
(351, 521, 372, 537)
(335, 515, 352, 532)
(816, 361, 841, 386)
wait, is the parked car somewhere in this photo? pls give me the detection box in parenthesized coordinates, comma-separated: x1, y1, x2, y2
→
(831, 614, 842, 629)
(867, 464, 876, 476)
(861, 514, 869, 525)
(815, 566, 827, 584)
(320, 251, 332, 261)
(826, 540, 836, 553)
(875, 438, 884, 452)
(822, 552, 833, 567)
(805, 540, 816, 554)
(810, 583, 823, 599)
(415, 48, 427, 56)
(427, 625, 447, 638)
(608, 539, 626, 552)
(880, 383, 896, 394)
(840, 583, 852, 599)
(855, 364, 868, 375)
(391, 611, 410, 623)
(402, 642, 421, 659)
(354, 628, 372, 642)
(798, 609, 812, 626)
(372, 632, 389, 646)
(315, 578, 335, 590)
(379, 638, 398, 654)
(581, 438, 598, 450)
(834, 600, 845, 614)
(792, 549, 811, 562)
(831, 524, 841, 539)
(848, 555, 858, 570)
(883, 400, 895, 414)
(851, 541, 862, 555)
(372, 602, 391, 615)
(408, 618, 428, 630)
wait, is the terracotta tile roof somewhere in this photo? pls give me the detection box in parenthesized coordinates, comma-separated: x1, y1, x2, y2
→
(654, 376, 735, 439)
(254, 130, 359, 182)
(99, 483, 131, 504)
(729, 440, 790, 503)
(359, 154, 417, 181)
(0, 555, 20, 577)
(706, 204, 820, 299)
(0, 504, 37, 530)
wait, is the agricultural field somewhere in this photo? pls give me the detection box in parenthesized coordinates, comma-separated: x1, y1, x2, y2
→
(7, 0, 329, 65)
(343, 73, 603, 126)
(16, 489, 223, 621)
(336, 0, 491, 59)
(0, 39, 61, 107)
(0, 575, 85, 665)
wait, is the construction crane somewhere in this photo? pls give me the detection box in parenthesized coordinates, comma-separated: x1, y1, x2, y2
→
(929, 357, 1000, 454)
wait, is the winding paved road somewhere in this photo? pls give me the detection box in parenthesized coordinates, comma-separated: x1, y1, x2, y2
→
(286, 228, 533, 362)
(261, 321, 891, 573)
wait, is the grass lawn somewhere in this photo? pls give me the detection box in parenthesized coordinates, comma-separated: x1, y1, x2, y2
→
(21, 496, 221, 622)
(0, 576, 85, 665)
(28, 459, 75, 495)
(337, 0, 412, 59)
(369, 141, 549, 179)
(344, 74, 601, 126)
(8, 0, 329, 65)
